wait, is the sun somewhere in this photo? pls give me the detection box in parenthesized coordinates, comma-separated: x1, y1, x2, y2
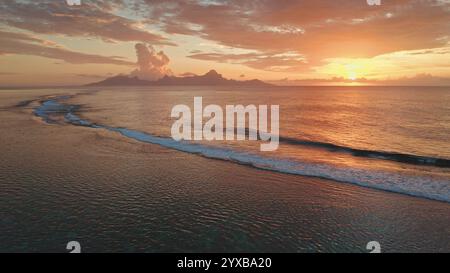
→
(348, 71, 357, 81)
(345, 63, 359, 81)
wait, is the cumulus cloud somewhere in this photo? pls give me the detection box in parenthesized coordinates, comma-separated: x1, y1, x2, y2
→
(130, 43, 172, 80)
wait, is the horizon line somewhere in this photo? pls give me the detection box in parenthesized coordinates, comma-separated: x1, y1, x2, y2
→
(1, 84, 450, 90)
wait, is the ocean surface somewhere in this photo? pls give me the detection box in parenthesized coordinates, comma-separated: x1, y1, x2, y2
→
(1, 86, 449, 252)
(38, 86, 450, 202)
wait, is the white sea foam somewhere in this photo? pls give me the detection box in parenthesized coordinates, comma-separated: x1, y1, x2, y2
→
(36, 98, 450, 203)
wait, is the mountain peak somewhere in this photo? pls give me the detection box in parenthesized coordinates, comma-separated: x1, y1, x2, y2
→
(87, 69, 272, 87)
(204, 69, 222, 78)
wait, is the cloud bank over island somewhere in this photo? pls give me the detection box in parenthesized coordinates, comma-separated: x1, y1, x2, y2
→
(130, 43, 173, 81)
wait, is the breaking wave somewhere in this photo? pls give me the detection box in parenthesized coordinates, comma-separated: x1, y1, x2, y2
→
(31, 96, 450, 203)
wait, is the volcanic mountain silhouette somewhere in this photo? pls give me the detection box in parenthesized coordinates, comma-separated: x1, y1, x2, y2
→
(87, 70, 272, 87)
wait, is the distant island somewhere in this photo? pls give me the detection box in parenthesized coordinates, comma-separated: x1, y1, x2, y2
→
(86, 70, 272, 87)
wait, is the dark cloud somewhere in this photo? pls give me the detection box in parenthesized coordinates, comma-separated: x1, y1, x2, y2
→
(0, 29, 135, 66)
(0, 0, 174, 45)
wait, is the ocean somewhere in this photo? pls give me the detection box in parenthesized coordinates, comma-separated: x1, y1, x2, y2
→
(1, 86, 449, 252)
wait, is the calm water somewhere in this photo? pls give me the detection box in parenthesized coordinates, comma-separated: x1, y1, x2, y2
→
(66, 86, 450, 202)
(1, 86, 449, 252)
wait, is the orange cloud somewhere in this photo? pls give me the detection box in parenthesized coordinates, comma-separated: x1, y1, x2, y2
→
(0, 29, 134, 65)
(130, 43, 173, 80)
(187, 52, 308, 71)
(0, 0, 174, 45)
(270, 73, 450, 86)
(141, 0, 449, 70)
(0, 0, 449, 85)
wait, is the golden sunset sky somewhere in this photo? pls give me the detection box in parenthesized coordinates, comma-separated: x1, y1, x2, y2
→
(0, 0, 449, 86)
